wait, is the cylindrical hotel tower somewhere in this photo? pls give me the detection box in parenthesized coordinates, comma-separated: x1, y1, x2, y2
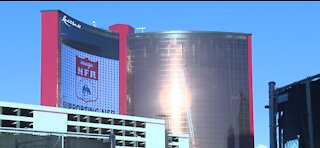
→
(127, 31, 253, 148)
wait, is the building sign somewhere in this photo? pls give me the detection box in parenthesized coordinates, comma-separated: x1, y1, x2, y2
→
(76, 56, 98, 103)
(62, 15, 82, 29)
(56, 12, 119, 114)
(60, 43, 119, 114)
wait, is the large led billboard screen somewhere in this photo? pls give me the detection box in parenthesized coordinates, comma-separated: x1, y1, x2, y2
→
(41, 10, 120, 114)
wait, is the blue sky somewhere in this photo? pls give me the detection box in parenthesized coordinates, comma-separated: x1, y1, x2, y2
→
(1, 1, 320, 147)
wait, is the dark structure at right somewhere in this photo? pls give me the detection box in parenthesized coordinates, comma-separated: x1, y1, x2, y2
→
(127, 31, 254, 148)
(268, 74, 320, 148)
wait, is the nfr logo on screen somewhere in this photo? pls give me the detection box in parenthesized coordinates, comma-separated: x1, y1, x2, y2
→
(58, 12, 120, 114)
(76, 56, 98, 103)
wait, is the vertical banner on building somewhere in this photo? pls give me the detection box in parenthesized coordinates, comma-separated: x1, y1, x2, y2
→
(75, 56, 98, 103)
(41, 10, 120, 114)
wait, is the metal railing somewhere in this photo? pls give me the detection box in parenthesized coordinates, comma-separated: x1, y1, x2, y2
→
(0, 127, 115, 148)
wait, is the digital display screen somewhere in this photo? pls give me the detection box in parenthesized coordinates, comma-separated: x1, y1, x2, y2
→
(58, 12, 120, 114)
(60, 43, 119, 114)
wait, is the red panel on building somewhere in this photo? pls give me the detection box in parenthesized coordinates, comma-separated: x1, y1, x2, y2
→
(248, 34, 254, 148)
(40, 11, 59, 107)
(109, 24, 134, 115)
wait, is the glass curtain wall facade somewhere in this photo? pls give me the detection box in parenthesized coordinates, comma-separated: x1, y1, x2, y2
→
(127, 31, 253, 148)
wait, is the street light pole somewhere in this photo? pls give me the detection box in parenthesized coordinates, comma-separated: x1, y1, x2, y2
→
(269, 81, 277, 148)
